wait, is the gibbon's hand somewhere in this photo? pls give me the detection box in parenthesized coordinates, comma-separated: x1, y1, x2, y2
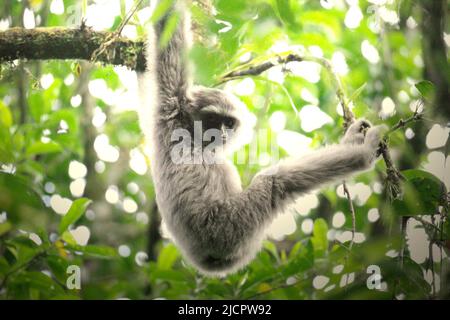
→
(341, 119, 387, 165)
(341, 119, 371, 145)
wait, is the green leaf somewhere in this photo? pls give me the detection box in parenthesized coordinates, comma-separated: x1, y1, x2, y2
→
(284, 240, 314, 276)
(28, 92, 50, 122)
(272, 0, 298, 28)
(157, 243, 179, 269)
(12, 271, 64, 295)
(263, 241, 279, 261)
(66, 244, 118, 259)
(58, 198, 91, 234)
(120, 0, 126, 17)
(0, 222, 12, 236)
(61, 231, 77, 245)
(393, 169, 445, 216)
(299, 11, 342, 39)
(81, 245, 118, 258)
(311, 218, 328, 258)
(152, 269, 186, 282)
(26, 141, 63, 156)
(415, 80, 435, 101)
(110, 15, 122, 31)
(0, 101, 13, 163)
(288, 241, 302, 260)
(151, 0, 174, 23)
(0, 135, 14, 163)
(82, 0, 87, 17)
(399, 257, 431, 295)
(159, 11, 180, 49)
(0, 101, 13, 128)
(0, 257, 9, 275)
(348, 83, 367, 103)
(46, 255, 70, 284)
(0, 173, 44, 216)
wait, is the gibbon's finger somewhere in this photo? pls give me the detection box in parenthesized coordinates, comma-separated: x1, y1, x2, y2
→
(342, 132, 365, 145)
(342, 119, 371, 144)
(364, 125, 388, 150)
(344, 119, 371, 138)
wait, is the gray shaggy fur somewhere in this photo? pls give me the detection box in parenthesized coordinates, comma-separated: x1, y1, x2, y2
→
(138, 3, 384, 277)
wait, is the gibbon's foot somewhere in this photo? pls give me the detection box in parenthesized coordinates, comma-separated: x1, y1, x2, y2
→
(341, 119, 372, 145)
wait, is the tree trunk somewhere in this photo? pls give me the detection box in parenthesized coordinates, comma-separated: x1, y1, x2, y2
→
(421, 0, 450, 121)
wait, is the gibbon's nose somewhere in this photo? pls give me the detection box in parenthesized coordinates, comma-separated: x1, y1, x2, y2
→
(221, 124, 228, 141)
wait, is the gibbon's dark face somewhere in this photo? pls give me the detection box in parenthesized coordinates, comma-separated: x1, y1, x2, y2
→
(189, 87, 242, 145)
(193, 111, 239, 144)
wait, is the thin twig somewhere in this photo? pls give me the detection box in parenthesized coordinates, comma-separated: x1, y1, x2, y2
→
(244, 277, 309, 300)
(379, 142, 404, 201)
(304, 56, 354, 128)
(90, 0, 144, 64)
(221, 53, 355, 128)
(412, 216, 442, 233)
(0, 249, 47, 289)
(342, 182, 356, 250)
(222, 54, 302, 78)
(117, 0, 144, 36)
(392, 216, 408, 299)
(381, 105, 423, 200)
(386, 111, 423, 135)
(429, 214, 437, 297)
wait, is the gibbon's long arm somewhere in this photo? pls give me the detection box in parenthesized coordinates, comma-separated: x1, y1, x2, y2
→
(184, 122, 382, 259)
(154, 4, 191, 109)
(138, 3, 190, 140)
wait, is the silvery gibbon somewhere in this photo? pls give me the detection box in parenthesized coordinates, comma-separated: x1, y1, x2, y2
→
(138, 1, 384, 277)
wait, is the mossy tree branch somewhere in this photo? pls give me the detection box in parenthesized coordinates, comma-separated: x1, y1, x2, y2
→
(0, 27, 146, 71)
(2, 26, 421, 202)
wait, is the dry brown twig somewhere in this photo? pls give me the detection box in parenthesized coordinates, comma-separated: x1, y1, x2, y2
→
(90, 0, 144, 64)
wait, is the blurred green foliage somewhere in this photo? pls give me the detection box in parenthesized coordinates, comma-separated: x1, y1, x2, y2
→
(0, 0, 449, 300)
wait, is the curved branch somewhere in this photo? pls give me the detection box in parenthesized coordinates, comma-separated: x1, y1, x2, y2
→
(0, 27, 146, 71)
(221, 52, 417, 201)
(221, 53, 355, 127)
(223, 54, 303, 78)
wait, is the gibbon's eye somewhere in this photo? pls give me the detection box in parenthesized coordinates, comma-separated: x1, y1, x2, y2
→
(223, 117, 236, 129)
(200, 112, 222, 129)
